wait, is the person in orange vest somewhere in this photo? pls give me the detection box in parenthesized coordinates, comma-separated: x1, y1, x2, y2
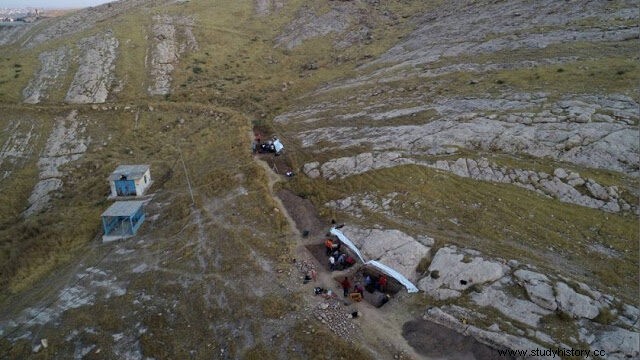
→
(324, 239, 334, 255)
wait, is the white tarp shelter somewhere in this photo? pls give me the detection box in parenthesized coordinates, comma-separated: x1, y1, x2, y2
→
(273, 139, 284, 153)
(365, 260, 419, 293)
(330, 227, 419, 293)
(330, 227, 366, 263)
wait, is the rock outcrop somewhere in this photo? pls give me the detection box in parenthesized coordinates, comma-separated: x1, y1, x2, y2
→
(23, 46, 71, 104)
(418, 246, 508, 300)
(24, 111, 88, 216)
(65, 32, 119, 104)
(148, 15, 198, 96)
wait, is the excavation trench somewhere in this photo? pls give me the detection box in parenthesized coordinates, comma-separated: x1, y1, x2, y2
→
(249, 130, 510, 359)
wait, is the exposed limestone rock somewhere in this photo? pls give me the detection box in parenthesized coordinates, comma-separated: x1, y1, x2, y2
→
(275, 5, 351, 50)
(24, 111, 88, 216)
(514, 269, 557, 311)
(23, 0, 157, 49)
(65, 32, 119, 104)
(590, 327, 640, 359)
(341, 227, 430, 281)
(418, 246, 508, 300)
(424, 307, 554, 359)
(148, 15, 198, 96)
(295, 94, 639, 176)
(471, 286, 552, 327)
(23, 47, 70, 104)
(255, 0, 285, 16)
(302, 161, 320, 178)
(0, 119, 39, 180)
(319, 152, 414, 180)
(0, 22, 33, 46)
(555, 282, 600, 319)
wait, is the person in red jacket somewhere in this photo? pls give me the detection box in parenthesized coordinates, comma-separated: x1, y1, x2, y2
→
(378, 275, 388, 292)
(340, 277, 351, 297)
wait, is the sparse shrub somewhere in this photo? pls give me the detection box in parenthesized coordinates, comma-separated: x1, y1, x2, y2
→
(616, 69, 626, 75)
(495, 79, 504, 84)
(557, 68, 565, 73)
(556, 310, 573, 321)
(593, 307, 616, 325)
(417, 256, 431, 274)
(462, 254, 473, 263)
(469, 283, 483, 293)
(192, 66, 203, 74)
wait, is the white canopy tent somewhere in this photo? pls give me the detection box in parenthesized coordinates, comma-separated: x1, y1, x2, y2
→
(330, 227, 419, 293)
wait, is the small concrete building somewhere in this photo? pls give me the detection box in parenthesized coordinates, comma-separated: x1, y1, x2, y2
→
(109, 165, 152, 198)
(101, 201, 146, 242)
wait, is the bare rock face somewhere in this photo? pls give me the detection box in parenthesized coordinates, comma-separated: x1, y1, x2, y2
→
(317, 152, 414, 180)
(471, 286, 553, 327)
(418, 246, 508, 300)
(342, 227, 430, 282)
(65, 32, 119, 104)
(0, 23, 33, 46)
(590, 327, 640, 359)
(514, 269, 557, 311)
(24, 111, 89, 216)
(275, 6, 351, 50)
(23, 46, 70, 104)
(255, 0, 285, 16)
(555, 282, 600, 320)
(0, 119, 40, 180)
(148, 15, 198, 96)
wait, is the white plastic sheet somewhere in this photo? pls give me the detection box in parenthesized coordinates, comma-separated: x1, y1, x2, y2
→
(329, 228, 420, 293)
(330, 228, 366, 263)
(365, 260, 419, 293)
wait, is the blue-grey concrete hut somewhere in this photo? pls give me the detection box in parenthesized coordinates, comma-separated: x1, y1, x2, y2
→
(108, 165, 152, 198)
(101, 200, 146, 242)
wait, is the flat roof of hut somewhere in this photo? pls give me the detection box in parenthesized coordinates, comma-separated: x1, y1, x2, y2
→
(101, 200, 146, 242)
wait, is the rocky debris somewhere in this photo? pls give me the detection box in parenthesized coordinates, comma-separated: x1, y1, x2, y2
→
(255, 0, 285, 16)
(555, 282, 600, 320)
(148, 15, 198, 96)
(418, 246, 508, 300)
(513, 270, 557, 311)
(65, 32, 119, 104)
(24, 111, 88, 216)
(275, 4, 351, 50)
(312, 299, 359, 341)
(0, 119, 39, 180)
(23, 46, 71, 104)
(341, 226, 431, 282)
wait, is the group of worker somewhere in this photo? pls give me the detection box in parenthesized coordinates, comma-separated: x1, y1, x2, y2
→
(324, 238, 356, 271)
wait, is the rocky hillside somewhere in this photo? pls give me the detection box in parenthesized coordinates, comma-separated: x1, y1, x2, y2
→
(0, 0, 638, 359)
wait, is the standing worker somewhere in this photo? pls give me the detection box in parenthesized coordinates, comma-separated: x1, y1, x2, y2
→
(340, 277, 351, 297)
